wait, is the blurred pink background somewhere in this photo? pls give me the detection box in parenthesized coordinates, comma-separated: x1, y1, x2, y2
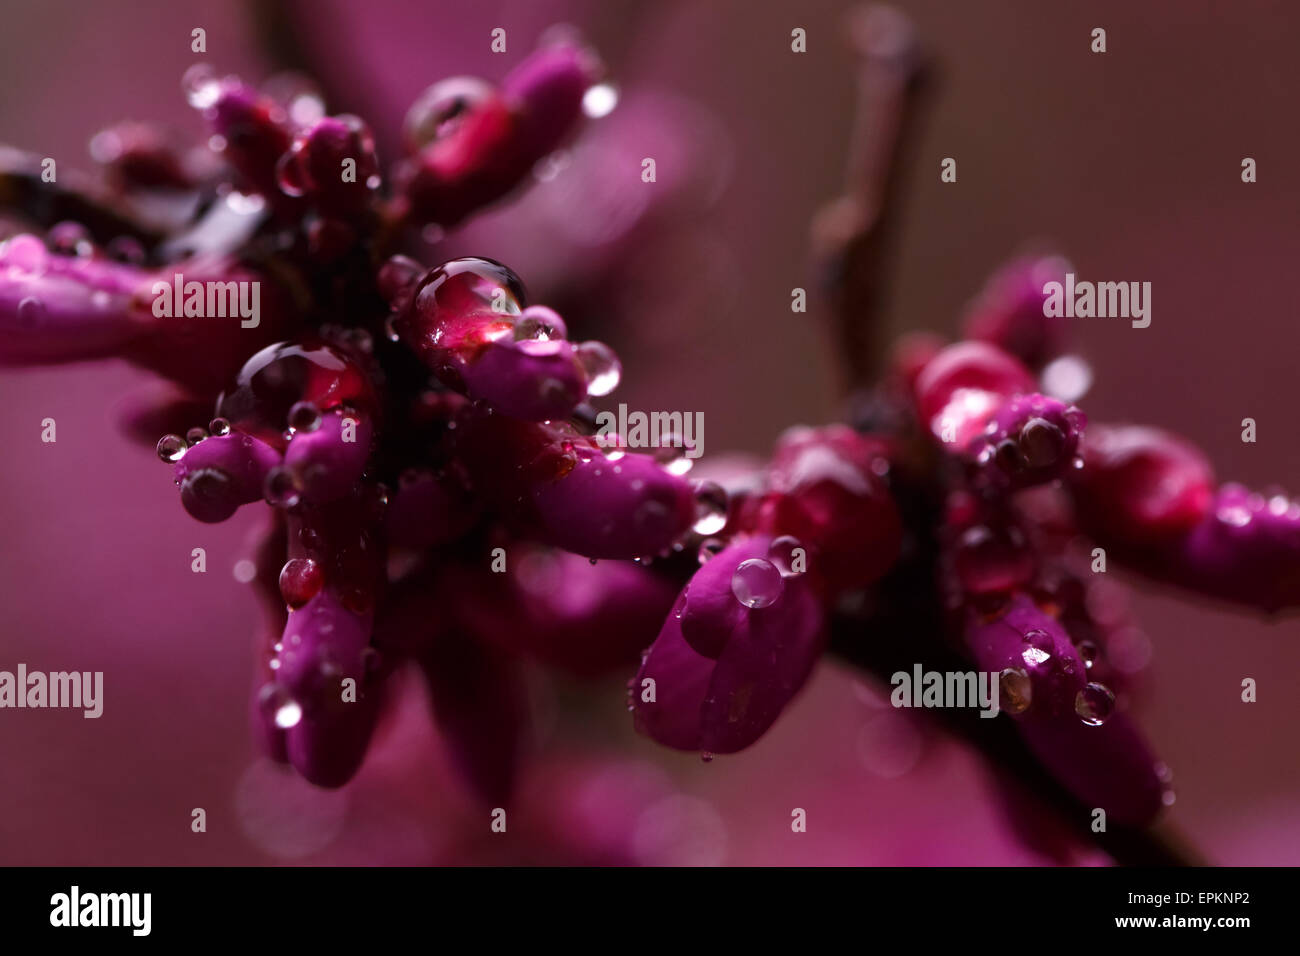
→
(0, 0, 1297, 864)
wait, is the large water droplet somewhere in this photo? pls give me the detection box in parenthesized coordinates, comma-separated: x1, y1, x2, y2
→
(288, 401, 322, 433)
(731, 557, 783, 609)
(697, 537, 725, 565)
(767, 535, 805, 576)
(279, 557, 323, 609)
(264, 466, 303, 509)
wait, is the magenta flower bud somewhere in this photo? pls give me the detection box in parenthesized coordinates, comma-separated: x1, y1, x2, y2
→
(632, 536, 825, 754)
(399, 42, 594, 228)
(531, 449, 695, 560)
(500, 40, 599, 161)
(757, 425, 902, 594)
(282, 407, 374, 504)
(0, 233, 146, 363)
(276, 114, 380, 216)
(914, 341, 1035, 446)
(1122, 483, 1300, 613)
(460, 336, 587, 420)
(389, 257, 589, 420)
(196, 76, 294, 202)
(1071, 424, 1214, 546)
(446, 546, 679, 676)
(962, 255, 1073, 369)
(169, 431, 282, 523)
(964, 594, 1166, 826)
(969, 393, 1086, 489)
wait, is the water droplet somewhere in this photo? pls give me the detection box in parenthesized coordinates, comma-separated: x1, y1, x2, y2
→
(697, 537, 726, 565)
(185, 426, 209, 445)
(274, 699, 302, 729)
(576, 341, 621, 397)
(48, 221, 93, 257)
(404, 76, 495, 151)
(264, 466, 303, 509)
(998, 667, 1032, 714)
(691, 481, 728, 535)
(208, 417, 231, 437)
(182, 63, 222, 109)
(1018, 417, 1066, 469)
(512, 306, 566, 343)
(700, 751, 714, 764)
(1077, 640, 1099, 669)
(767, 535, 804, 576)
(16, 296, 46, 329)
(582, 82, 619, 118)
(1216, 502, 1251, 527)
(157, 434, 187, 463)
(275, 151, 307, 197)
(1074, 682, 1115, 726)
(279, 557, 323, 609)
(731, 557, 783, 609)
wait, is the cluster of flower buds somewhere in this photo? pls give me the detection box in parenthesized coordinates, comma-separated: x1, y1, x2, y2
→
(3, 29, 1297, 847)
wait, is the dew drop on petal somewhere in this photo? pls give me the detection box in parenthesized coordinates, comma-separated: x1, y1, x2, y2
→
(186, 426, 209, 445)
(576, 341, 621, 397)
(279, 557, 323, 609)
(1074, 682, 1116, 726)
(157, 434, 188, 463)
(691, 481, 728, 535)
(288, 401, 322, 433)
(208, 417, 231, 437)
(697, 537, 726, 565)
(767, 535, 804, 576)
(998, 667, 1032, 714)
(264, 466, 303, 509)
(731, 557, 783, 609)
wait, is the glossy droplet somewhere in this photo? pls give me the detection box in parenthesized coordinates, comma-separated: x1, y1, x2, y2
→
(1074, 682, 1116, 726)
(16, 296, 47, 329)
(998, 667, 1032, 714)
(182, 63, 222, 109)
(1018, 417, 1066, 469)
(157, 434, 188, 463)
(414, 257, 526, 330)
(264, 466, 303, 509)
(512, 306, 567, 343)
(1020, 629, 1054, 667)
(288, 400, 322, 433)
(207, 417, 231, 437)
(697, 537, 726, 565)
(404, 76, 495, 151)
(731, 557, 783, 609)
(582, 82, 619, 118)
(576, 341, 621, 397)
(691, 481, 728, 535)
(217, 340, 371, 448)
(279, 557, 323, 609)
(275, 151, 307, 197)
(654, 438, 693, 476)
(700, 751, 714, 764)
(1077, 640, 1099, 669)
(768, 535, 805, 576)
(48, 221, 93, 257)
(186, 426, 209, 445)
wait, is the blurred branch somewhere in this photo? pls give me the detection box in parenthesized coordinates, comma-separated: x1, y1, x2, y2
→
(812, 4, 932, 388)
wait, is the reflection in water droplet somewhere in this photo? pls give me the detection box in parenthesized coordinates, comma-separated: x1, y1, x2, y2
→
(691, 481, 727, 535)
(1074, 682, 1116, 725)
(576, 341, 621, 397)
(157, 434, 188, 463)
(731, 558, 783, 609)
